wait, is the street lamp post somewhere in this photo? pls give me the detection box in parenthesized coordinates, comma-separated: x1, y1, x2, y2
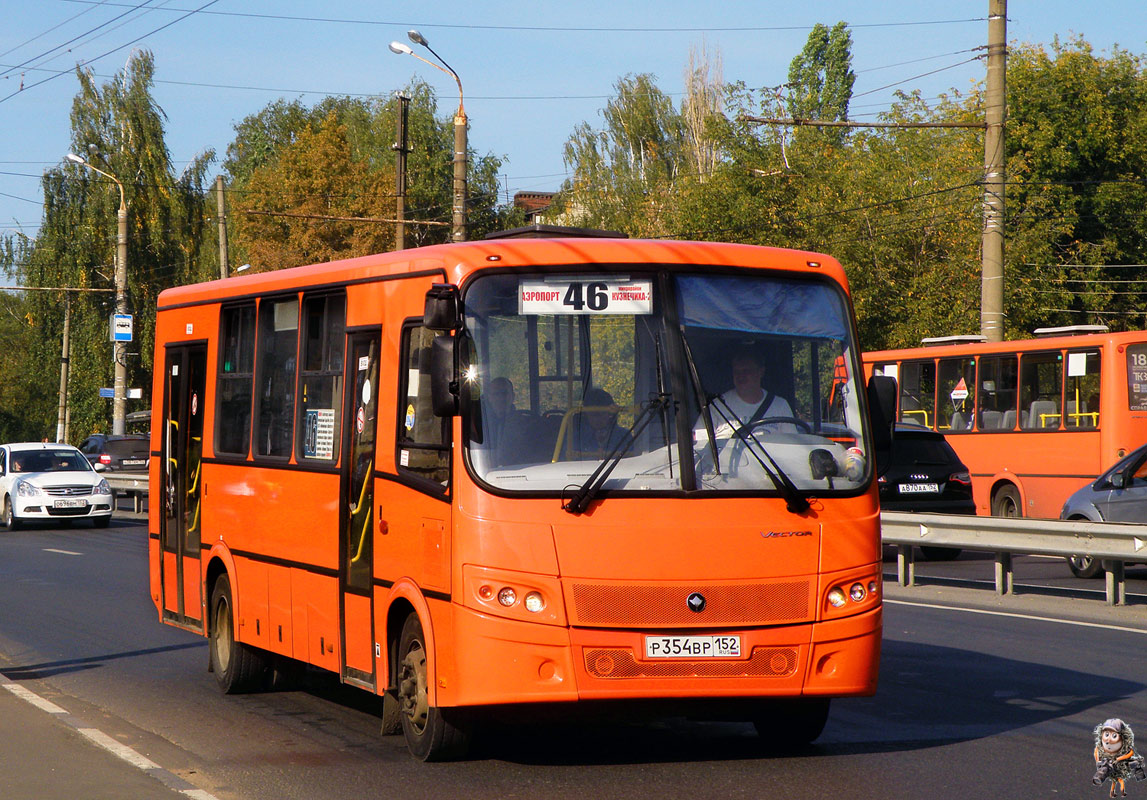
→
(389, 30, 467, 242)
(67, 152, 129, 436)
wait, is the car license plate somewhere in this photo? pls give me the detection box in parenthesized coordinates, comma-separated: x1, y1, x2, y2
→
(898, 482, 939, 494)
(53, 499, 88, 508)
(122, 459, 146, 467)
(645, 635, 741, 659)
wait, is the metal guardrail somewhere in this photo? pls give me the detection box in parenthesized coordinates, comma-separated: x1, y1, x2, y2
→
(882, 511, 1147, 606)
(102, 473, 148, 513)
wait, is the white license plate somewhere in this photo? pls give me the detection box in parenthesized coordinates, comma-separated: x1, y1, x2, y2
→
(122, 459, 146, 467)
(53, 499, 88, 508)
(645, 635, 741, 659)
(898, 482, 939, 494)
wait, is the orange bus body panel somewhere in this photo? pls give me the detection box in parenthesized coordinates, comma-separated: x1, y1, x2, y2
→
(865, 330, 1147, 517)
(150, 238, 881, 722)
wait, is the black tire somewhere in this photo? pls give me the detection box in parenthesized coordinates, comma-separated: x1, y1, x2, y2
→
(1066, 554, 1104, 579)
(991, 484, 1022, 517)
(753, 698, 831, 747)
(93, 515, 111, 529)
(919, 546, 962, 562)
(3, 496, 20, 530)
(397, 613, 471, 761)
(209, 573, 268, 693)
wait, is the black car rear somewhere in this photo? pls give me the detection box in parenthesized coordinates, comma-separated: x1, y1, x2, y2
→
(879, 425, 975, 514)
(79, 434, 150, 473)
(880, 425, 974, 561)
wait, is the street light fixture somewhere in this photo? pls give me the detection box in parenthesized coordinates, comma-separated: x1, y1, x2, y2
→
(66, 152, 130, 436)
(389, 29, 467, 242)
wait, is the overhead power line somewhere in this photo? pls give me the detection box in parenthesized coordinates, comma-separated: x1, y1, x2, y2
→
(57, 3, 985, 33)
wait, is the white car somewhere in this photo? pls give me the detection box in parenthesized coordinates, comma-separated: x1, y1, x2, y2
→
(0, 443, 114, 529)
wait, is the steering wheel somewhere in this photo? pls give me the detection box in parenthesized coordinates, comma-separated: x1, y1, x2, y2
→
(738, 416, 812, 435)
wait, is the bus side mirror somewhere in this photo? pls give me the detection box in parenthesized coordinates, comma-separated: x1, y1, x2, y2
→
(430, 335, 459, 417)
(424, 284, 461, 332)
(867, 374, 897, 476)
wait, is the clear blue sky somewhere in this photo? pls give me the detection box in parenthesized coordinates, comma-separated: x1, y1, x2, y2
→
(0, 1, 1143, 241)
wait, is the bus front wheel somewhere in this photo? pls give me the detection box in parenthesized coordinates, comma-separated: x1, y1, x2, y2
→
(397, 613, 471, 761)
(209, 573, 268, 693)
(991, 485, 1022, 517)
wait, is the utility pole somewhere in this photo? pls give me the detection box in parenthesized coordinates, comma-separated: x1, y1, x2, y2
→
(113, 191, 128, 435)
(980, 0, 1007, 342)
(55, 293, 71, 443)
(393, 92, 410, 250)
(216, 175, 229, 279)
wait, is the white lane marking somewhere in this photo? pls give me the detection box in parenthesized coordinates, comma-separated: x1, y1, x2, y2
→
(43, 548, 82, 556)
(77, 727, 161, 770)
(2, 677, 223, 799)
(884, 597, 1147, 635)
(3, 682, 68, 713)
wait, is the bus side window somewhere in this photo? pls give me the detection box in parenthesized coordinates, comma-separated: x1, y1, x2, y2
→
(1065, 349, 1100, 429)
(937, 357, 975, 432)
(977, 354, 1018, 430)
(297, 293, 346, 462)
(254, 298, 299, 458)
(898, 360, 935, 429)
(398, 323, 451, 491)
(217, 303, 256, 457)
(1019, 351, 1063, 430)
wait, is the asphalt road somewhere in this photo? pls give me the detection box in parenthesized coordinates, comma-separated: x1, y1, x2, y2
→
(1, 512, 1145, 799)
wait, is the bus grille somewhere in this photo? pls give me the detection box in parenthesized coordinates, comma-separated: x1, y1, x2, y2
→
(569, 580, 812, 628)
(583, 647, 799, 679)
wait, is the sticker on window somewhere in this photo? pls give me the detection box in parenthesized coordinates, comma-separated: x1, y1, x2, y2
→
(304, 409, 335, 458)
(519, 278, 653, 315)
(405, 404, 416, 431)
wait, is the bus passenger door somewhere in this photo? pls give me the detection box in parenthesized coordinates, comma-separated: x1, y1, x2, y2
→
(340, 331, 379, 689)
(160, 343, 207, 629)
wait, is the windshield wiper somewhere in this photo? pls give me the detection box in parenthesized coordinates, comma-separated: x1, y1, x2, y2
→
(563, 393, 672, 515)
(709, 400, 810, 514)
(679, 329, 721, 476)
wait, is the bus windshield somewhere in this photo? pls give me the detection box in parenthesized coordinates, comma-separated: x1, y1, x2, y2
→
(463, 270, 869, 496)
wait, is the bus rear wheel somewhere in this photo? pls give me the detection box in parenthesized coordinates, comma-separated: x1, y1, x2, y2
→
(397, 613, 471, 761)
(991, 485, 1022, 517)
(209, 573, 268, 693)
(753, 698, 830, 748)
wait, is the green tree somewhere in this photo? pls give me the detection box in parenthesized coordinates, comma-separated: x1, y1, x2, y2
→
(225, 81, 513, 265)
(787, 22, 855, 143)
(1, 51, 211, 441)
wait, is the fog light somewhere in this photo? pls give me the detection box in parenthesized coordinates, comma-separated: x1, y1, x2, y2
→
(497, 587, 517, 607)
(478, 584, 494, 601)
(524, 591, 545, 613)
(827, 587, 847, 608)
(850, 583, 866, 602)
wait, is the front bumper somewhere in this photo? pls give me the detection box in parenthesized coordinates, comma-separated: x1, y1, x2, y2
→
(15, 493, 114, 519)
(441, 602, 881, 708)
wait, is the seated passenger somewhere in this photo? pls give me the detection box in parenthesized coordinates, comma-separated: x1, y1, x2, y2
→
(572, 387, 631, 456)
(480, 377, 536, 467)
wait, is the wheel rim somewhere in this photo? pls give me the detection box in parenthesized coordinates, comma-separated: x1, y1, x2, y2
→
(213, 595, 231, 673)
(399, 638, 429, 735)
(998, 495, 1019, 517)
(1071, 556, 1093, 571)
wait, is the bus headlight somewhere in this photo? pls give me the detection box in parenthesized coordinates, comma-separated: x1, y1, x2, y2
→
(827, 587, 847, 608)
(524, 591, 546, 613)
(463, 565, 566, 626)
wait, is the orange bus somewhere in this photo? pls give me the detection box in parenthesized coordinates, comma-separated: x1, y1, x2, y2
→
(149, 234, 893, 760)
(864, 326, 1147, 522)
